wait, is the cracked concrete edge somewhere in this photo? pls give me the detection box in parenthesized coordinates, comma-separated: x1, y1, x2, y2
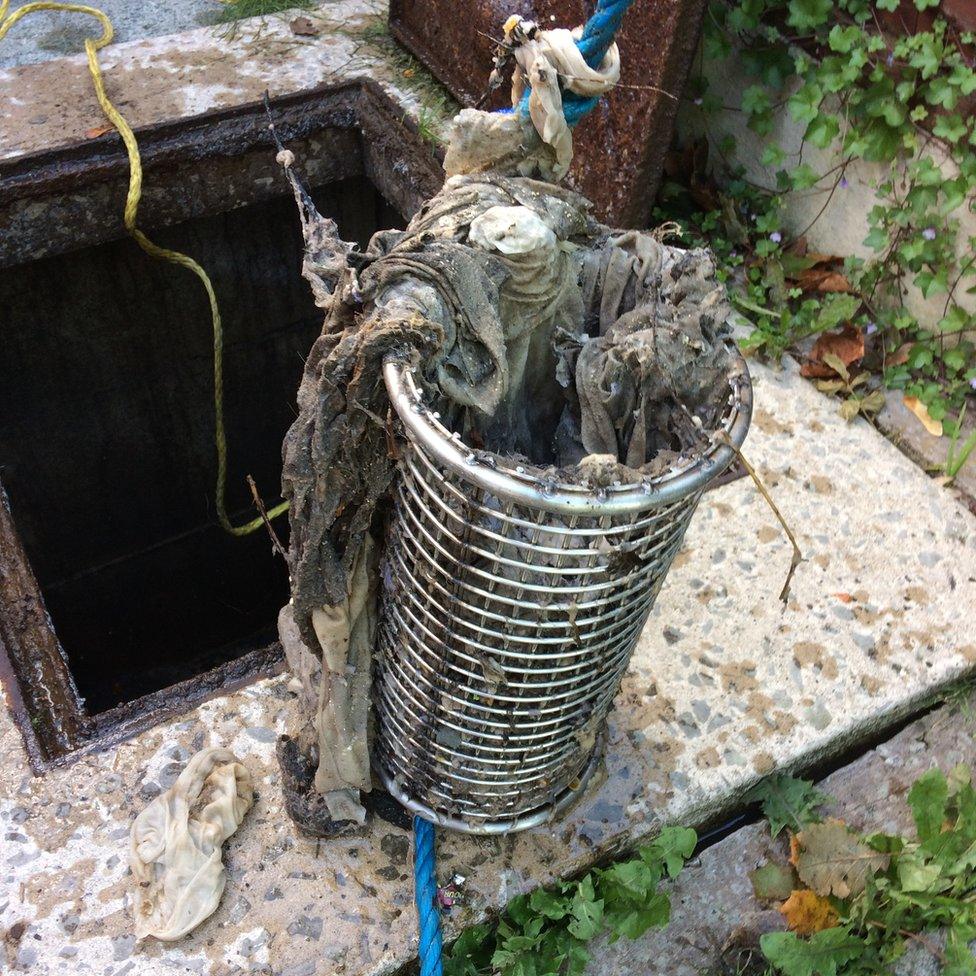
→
(584, 690, 976, 976)
(875, 389, 976, 514)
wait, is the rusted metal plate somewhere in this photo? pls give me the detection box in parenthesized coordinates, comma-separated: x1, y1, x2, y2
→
(389, 0, 707, 226)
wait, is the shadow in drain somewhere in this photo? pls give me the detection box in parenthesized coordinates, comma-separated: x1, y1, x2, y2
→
(0, 175, 402, 714)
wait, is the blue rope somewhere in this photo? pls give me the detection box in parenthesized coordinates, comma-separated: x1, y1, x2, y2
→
(511, 0, 636, 126)
(414, 815, 444, 976)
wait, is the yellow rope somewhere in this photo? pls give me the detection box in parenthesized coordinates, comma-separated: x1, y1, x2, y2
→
(0, 0, 288, 536)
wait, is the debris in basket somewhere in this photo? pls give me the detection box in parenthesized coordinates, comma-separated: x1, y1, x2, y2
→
(268, 50, 744, 831)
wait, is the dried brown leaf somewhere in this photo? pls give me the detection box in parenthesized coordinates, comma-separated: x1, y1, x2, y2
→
(290, 15, 320, 35)
(794, 820, 889, 899)
(85, 123, 113, 138)
(796, 267, 852, 293)
(839, 398, 861, 422)
(888, 343, 912, 367)
(800, 325, 865, 379)
(858, 390, 886, 416)
(903, 396, 943, 437)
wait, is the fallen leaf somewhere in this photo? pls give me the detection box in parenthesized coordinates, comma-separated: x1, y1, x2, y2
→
(856, 390, 886, 416)
(779, 888, 839, 935)
(815, 271, 853, 293)
(838, 398, 861, 422)
(289, 15, 320, 35)
(786, 236, 809, 257)
(85, 123, 113, 138)
(822, 353, 852, 382)
(794, 820, 889, 898)
(888, 342, 912, 367)
(797, 267, 853, 293)
(789, 832, 802, 867)
(903, 396, 943, 437)
(751, 861, 796, 902)
(800, 325, 865, 379)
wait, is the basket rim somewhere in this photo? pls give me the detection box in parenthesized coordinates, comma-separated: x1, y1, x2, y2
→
(383, 339, 752, 516)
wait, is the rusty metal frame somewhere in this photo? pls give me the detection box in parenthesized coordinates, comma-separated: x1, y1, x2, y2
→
(389, 0, 708, 226)
(0, 82, 442, 769)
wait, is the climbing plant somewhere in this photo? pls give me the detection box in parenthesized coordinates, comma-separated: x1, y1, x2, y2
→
(662, 0, 976, 441)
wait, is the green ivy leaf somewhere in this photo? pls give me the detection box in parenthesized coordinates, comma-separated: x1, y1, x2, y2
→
(939, 305, 972, 334)
(567, 879, 603, 940)
(760, 927, 865, 976)
(909, 767, 950, 843)
(748, 773, 829, 837)
(806, 114, 840, 148)
(741, 84, 772, 116)
(642, 826, 698, 878)
(828, 25, 861, 53)
(924, 76, 959, 109)
(914, 0, 941, 8)
(604, 893, 671, 942)
(529, 887, 569, 921)
(863, 227, 888, 251)
(788, 82, 824, 124)
(914, 269, 949, 298)
(875, 0, 899, 10)
(787, 0, 833, 30)
(933, 113, 968, 143)
(896, 852, 944, 892)
(762, 143, 788, 168)
(791, 163, 822, 189)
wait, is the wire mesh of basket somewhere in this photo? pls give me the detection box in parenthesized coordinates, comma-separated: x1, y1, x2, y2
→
(374, 355, 752, 834)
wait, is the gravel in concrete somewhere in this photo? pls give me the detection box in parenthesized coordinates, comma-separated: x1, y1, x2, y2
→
(1, 6, 975, 974)
(0, 0, 217, 70)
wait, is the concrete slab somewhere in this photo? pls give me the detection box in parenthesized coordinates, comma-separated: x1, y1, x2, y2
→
(584, 691, 976, 976)
(2, 351, 974, 975)
(0, 0, 455, 166)
(0, 0, 213, 70)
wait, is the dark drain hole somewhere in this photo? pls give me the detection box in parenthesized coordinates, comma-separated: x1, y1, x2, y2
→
(1, 175, 402, 716)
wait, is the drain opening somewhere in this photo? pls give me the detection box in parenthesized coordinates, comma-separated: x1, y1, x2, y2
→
(0, 175, 402, 718)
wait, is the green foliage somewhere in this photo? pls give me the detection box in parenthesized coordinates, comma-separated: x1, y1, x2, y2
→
(674, 0, 976, 443)
(211, 0, 312, 25)
(443, 827, 696, 976)
(755, 766, 976, 976)
(748, 773, 829, 837)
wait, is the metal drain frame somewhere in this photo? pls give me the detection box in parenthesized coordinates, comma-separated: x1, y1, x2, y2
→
(375, 351, 752, 834)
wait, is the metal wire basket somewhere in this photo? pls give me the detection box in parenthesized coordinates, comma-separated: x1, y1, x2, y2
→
(374, 354, 752, 834)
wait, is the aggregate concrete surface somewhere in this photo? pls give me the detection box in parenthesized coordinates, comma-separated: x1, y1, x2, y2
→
(2, 349, 974, 975)
(2, 4, 976, 974)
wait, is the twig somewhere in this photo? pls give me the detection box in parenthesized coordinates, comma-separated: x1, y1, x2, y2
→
(247, 474, 290, 564)
(714, 432, 803, 604)
(864, 921, 948, 966)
